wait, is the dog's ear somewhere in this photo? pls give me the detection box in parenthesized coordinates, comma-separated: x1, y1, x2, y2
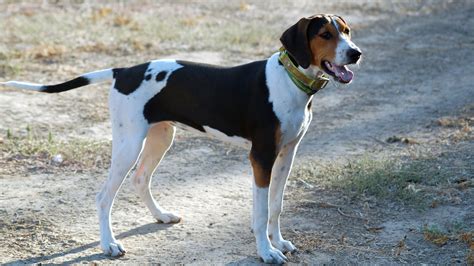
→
(280, 17, 312, 68)
(280, 15, 327, 69)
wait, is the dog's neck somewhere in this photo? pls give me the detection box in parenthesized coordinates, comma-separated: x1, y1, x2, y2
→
(278, 49, 329, 96)
(285, 52, 323, 80)
(269, 53, 312, 108)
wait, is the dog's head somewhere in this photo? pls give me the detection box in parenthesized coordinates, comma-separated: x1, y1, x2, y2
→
(280, 14, 361, 84)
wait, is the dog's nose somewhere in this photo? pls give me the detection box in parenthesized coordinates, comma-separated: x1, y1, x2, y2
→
(347, 48, 362, 63)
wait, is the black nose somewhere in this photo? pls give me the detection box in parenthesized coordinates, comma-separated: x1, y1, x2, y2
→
(347, 49, 362, 63)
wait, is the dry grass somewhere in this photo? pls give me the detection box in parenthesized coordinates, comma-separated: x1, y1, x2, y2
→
(422, 224, 450, 246)
(0, 0, 460, 80)
(421, 223, 473, 253)
(293, 145, 473, 207)
(0, 126, 110, 176)
(0, 2, 280, 68)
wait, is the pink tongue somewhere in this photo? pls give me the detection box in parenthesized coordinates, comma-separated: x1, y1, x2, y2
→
(333, 64, 354, 83)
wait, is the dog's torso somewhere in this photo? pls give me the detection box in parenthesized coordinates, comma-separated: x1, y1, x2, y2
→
(110, 52, 312, 150)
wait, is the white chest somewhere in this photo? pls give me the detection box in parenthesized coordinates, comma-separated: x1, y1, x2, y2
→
(265, 53, 312, 145)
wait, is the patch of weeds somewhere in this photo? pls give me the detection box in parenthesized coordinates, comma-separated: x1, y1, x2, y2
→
(423, 224, 449, 246)
(421, 223, 473, 256)
(293, 154, 455, 206)
(0, 126, 111, 174)
(0, 61, 21, 77)
(451, 220, 468, 235)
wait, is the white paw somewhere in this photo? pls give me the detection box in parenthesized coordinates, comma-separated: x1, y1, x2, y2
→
(101, 240, 126, 257)
(259, 246, 288, 264)
(272, 239, 297, 254)
(156, 212, 181, 224)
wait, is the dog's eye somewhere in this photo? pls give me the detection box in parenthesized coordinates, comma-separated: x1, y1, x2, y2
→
(343, 28, 350, 35)
(320, 32, 332, 40)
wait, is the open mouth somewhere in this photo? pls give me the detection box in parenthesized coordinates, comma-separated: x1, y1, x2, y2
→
(322, 61, 354, 84)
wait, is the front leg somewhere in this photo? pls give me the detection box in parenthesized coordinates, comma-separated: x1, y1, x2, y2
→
(250, 149, 287, 264)
(268, 141, 299, 254)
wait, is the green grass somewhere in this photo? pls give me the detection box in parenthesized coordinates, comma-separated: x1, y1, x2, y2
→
(292, 153, 464, 206)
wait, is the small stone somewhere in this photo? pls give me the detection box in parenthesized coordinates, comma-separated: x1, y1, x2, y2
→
(51, 154, 63, 165)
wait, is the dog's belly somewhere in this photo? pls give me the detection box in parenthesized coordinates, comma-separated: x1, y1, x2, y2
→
(203, 126, 251, 148)
(171, 122, 251, 149)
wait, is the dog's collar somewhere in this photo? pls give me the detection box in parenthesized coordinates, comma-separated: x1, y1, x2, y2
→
(278, 47, 330, 95)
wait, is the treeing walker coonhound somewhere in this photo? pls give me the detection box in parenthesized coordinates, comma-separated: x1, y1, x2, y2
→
(1, 14, 361, 264)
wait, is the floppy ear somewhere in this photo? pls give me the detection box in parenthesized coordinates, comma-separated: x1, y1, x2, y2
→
(280, 17, 312, 68)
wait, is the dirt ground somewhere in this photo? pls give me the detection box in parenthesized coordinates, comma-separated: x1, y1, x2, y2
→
(0, 1, 473, 264)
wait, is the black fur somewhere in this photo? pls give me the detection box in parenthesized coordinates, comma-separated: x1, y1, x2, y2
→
(113, 62, 150, 95)
(155, 71, 167, 82)
(144, 60, 278, 138)
(42, 76, 90, 93)
(307, 16, 329, 40)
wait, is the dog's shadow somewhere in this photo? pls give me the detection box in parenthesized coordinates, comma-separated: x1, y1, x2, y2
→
(4, 222, 174, 265)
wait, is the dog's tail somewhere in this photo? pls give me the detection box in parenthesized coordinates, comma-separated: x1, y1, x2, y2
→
(0, 68, 116, 93)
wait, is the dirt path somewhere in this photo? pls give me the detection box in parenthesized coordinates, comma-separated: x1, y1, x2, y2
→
(1, 1, 473, 264)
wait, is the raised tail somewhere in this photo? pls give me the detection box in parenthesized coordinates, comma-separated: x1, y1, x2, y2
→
(0, 68, 116, 93)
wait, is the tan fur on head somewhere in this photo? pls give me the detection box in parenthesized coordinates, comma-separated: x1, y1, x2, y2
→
(309, 16, 351, 68)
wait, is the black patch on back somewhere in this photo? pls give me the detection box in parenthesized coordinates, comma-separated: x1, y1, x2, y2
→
(42, 76, 90, 93)
(143, 60, 279, 143)
(155, 71, 167, 82)
(113, 62, 150, 95)
(144, 60, 283, 186)
(145, 74, 152, 81)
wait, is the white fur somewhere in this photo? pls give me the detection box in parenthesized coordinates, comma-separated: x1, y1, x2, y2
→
(333, 17, 361, 66)
(0, 68, 114, 91)
(335, 34, 359, 65)
(83, 68, 114, 83)
(0, 81, 44, 91)
(253, 184, 288, 264)
(203, 126, 251, 148)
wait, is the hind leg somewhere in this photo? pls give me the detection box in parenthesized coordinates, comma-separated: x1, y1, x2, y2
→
(96, 124, 147, 256)
(131, 122, 181, 223)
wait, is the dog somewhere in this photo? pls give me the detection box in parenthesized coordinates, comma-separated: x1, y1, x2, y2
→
(1, 14, 361, 263)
